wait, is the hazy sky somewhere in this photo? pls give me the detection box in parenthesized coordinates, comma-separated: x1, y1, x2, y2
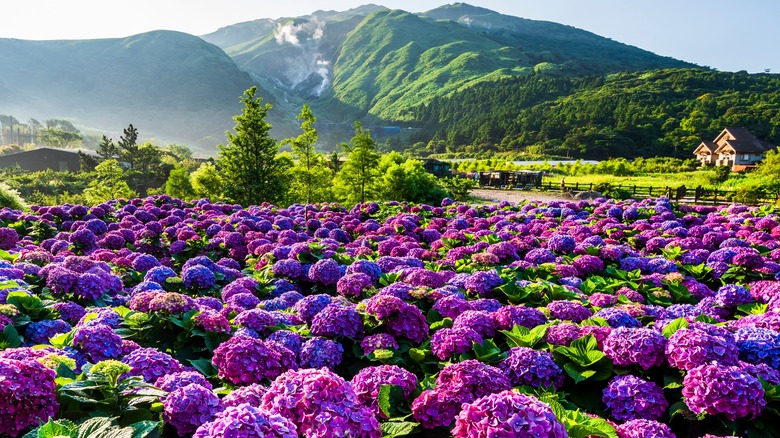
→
(2, 0, 777, 73)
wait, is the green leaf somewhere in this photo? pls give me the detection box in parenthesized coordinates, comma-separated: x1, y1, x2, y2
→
(370, 349, 394, 361)
(77, 417, 117, 438)
(2, 324, 22, 348)
(378, 385, 393, 418)
(378, 385, 407, 419)
(128, 421, 161, 438)
(562, 410, 618, 438)
(380, 421, 420, 438)
(50, 329, 75, 348)
(188, 358, 216, 377)
(661, 317, 689, 338)
(408, 348, 428, 363)
(472, 339, 504, 363)
(33, 418, 78, 438)
(737, 302, 769, 316)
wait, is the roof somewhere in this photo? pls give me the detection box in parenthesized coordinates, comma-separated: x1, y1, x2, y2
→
(693, 141, 718, 154)
(713, 127, 776, 154)
(0, 147, 99, 157)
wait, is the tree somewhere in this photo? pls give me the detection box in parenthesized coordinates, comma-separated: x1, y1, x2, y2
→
(375, 159, 448, 204)
(217, 86, 288, 206)
(190, 162, 223, 201)
(83, 159, 136, 205)
(334, 122, 380, 204)
(165, 166, 195, 200)
(117, 124, 140, 168)
(282, 105, 332, 206)
(38, 128, 82, 148)
(96, 135, 119, 161)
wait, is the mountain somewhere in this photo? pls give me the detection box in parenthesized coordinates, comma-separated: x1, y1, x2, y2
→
(1, 3, 711, 154)
(0, 30, 259, 151)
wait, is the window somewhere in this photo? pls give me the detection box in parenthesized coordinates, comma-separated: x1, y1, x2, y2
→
(59, 161, 69, 171)
(742, 154, 750, 160)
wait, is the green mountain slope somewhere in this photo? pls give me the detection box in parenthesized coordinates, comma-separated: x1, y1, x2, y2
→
(409, 68, 780, 158)
(0, 31, 260, 151)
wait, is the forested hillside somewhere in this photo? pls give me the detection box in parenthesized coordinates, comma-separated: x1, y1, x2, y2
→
(409, 69, 780, 158)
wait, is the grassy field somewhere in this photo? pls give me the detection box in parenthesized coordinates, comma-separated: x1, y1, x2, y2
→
(542, 170, 716, 189)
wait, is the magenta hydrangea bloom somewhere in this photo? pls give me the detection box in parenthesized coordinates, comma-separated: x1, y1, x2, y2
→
(212, 336, 297, 385)
(0, 358, 59, 437)
(308, 258, 342, 285)
(431, 326, 482, 360)
(193, 403, 298, 438)
(452, 310, 497, 338)
(452, 390, 567, 438)
(683, 362, 766, 421)
(499, 347, 564, 389)
(666, 326, 739, 370)
(603, 327, 667, 370)
(547, 300, 593, 323)
(615, 419, 675, 438)
(411, 388, 467, 429)
(299, 337, 343, 369)
(464, 270, 503, 297)
(493, 305, 548, 330)
(602, 374, 668, 421)
(437, 360, 511, 400)
(122, 347, 183, 382)
(261, 368, 381, 438)
(360, 333, 399, 356)
(155, 370, 212, 392)
(336, 272, 373, 297)
(233, 308, 277, 336)
(223, 384, 268, 408)
(351, 365, 418, 417)
(163, 383, 223, 436)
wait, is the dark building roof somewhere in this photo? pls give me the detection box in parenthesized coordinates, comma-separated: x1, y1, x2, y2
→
(715, 127, 776, 154)
(0, 147, 87, 172)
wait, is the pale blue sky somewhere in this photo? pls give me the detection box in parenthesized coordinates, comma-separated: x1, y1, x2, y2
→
(2, 1, 777, 73)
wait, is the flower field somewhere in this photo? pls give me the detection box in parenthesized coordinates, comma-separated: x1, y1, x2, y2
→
(2, 195, 780, 437)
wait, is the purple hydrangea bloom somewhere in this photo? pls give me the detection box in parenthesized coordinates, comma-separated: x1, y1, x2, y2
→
(25, 319, 72, 345)
(310, 303, 364, 339)
(432, 294, 471, 319)
(412, 388, 465, 429)
(452, 310, 496, 339)
(493, 305, 548, 330)
(437, 360, 511, 400)
(73, 324, 123, 363)
(683, 362, 765, 420)
(498, 347, 564, 389)
(545, 323, 582, 346)
(365, 295, 428, 342)
(163, 383, 223, 436)
(148, 292, 196, 315)
(182, 264, 217, 289)
(222, 384, 268, 408)
(336, 272, 373, 297)
(431, 326, 482, 360)
(193, 403, 298, 438)
(144, 265, 177, 284)
(155, 370, 212, 392)
(0, 228, 19, 250)
(0, 358, 59, 437)
(212, 336, 297, 385)
(464, 270, 503, 297)
(666, 326, 739, 370)
(351, 365, 418, 417)
(603, 327, 667, 370)
(261, 368, 381, 438)
(594, 307, 641, 328)
(308, 258, 342, 285)
(602, 374, 668, 421)
(272, 259, 304, 280)
(267, 330, 304, 357)
(715, 284, 753, 308)
(547, 300, 593, 323)
(345, 259, 382, 282)
(615, 419, 675, 438)
(299, 337, 343, 369)
(234, 308, 277, 336)
(452, 390, 567, 438)
(547, 234, 576, 253)
(360, 333, 399, 356)
(122, 347, 183, 382)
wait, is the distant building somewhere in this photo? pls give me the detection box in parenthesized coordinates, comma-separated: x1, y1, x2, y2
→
(694, 127, 777, 171)
(421, 158, 451, 177)
(0, 147, 87, 172)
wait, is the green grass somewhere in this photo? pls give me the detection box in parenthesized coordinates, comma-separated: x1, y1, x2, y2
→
(543, 171, 717, 189)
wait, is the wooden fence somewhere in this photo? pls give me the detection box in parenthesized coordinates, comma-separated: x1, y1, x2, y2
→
(537, 180, 780, 206)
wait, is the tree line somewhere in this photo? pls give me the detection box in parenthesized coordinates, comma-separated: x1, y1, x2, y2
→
(405, 68, 780, 159)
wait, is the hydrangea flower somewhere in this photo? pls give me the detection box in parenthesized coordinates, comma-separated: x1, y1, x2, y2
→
(310, 303, 364, 339)
(351, 365, 417, 417)
(734, 327, 780, 368)
(615, 419, 675, 438)
(683, 362, 765, 420)
(452, 310, 496, 338)
(666, 326, 739, 370)
(223, 384, 268, 408)
(360, 333, 399, 356)
(182, 265, 216, 289)
(299, 337, 343, 369)
(431, 326, 482, 360)
(292, 293, 332, 323)
(603, 327, 667, 370)
(261, 368, 381, 438)
(547, 300, 593, 323)
(365, 295, 428, 342)
(308, 258, 342, 285)
(73, 324, 123, 363)
(0, 357, 59, 437)
(602, 374, 668, 421)
(498, 347, 564, 389)
(336, 272, 373, 297)
(163, 383, 223, 436)
(437, 360, 511, 400)
(122, 347, 183, 382)
(493, 305, 548, 330)
(155, 370, 212, 392)
(452, 390, 567, 438)
(464, 270, 503, 297)
(193, 403, 298, 438)
(212, 336, 297, 385)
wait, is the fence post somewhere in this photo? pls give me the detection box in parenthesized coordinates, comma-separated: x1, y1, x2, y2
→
(633, 185, 637, 196)
(575, 182, 579, 191)
(649, 186, 653, 197)
(589, 183, 593, 191)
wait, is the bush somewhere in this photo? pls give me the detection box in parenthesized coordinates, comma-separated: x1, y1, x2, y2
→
(0, 182, 26, 210)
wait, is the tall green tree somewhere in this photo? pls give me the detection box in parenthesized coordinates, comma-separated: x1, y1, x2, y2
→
(117, 124, 139, 168)
(217, 86, 288, 206)
(83, 159, 136, 205)
(165, 166, 195, 200)
(334, 122, 380, 204)
(282, 105, 332, 206)
(96, 135, 119, 161)
(38, 128, 82, 148)
(190, 162, 223, 201)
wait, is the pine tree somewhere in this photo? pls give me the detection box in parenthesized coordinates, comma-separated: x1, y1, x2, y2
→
(217, 86, 288, 206)
(282, 105, 332, 207)
(334, 122, 380, 204)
